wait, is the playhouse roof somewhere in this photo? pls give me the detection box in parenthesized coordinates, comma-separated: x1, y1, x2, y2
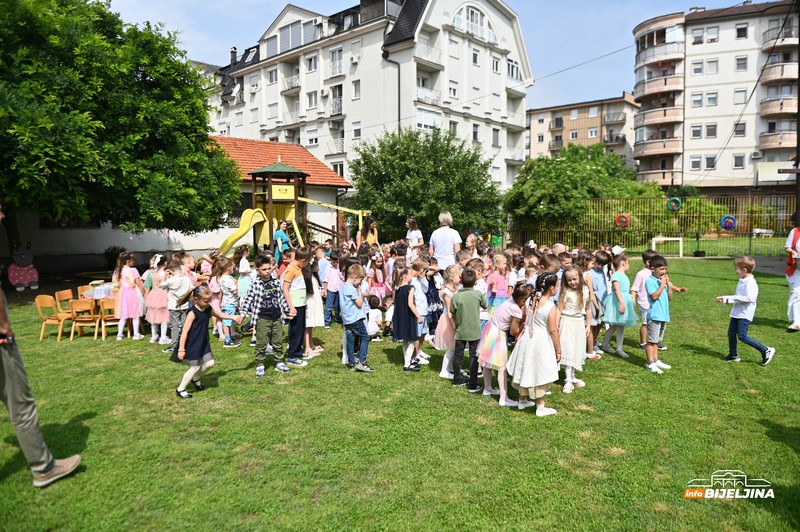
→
(250, 159, 308, 177)
(211, 136, 350, 188)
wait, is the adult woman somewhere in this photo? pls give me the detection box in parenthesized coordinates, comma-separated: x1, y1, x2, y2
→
(356, 215, 379, 249)
(785, 212, 800, 331)
(428, 211, 462, 269)
(405, 217, 423, 256)
(273, 220, 292, 262)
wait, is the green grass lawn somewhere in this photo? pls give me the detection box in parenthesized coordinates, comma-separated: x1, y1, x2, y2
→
(1, 259, 798, 530)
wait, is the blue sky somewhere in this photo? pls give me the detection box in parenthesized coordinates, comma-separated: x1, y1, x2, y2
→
(109, 0, 737, 108)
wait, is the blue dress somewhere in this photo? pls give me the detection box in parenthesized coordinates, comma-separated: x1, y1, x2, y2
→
(273, 229, 291, 261)
(171, 304, 214, 366)
(392, 285, 419, 341)
(603, 271, 637, 327)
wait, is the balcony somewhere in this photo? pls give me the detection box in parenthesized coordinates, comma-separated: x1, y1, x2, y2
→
(504, 111, 525, 130)
(762, 62, 799, 84)
(761, 25, 799, 52)
(549, 119, 564, 130)
(282, 75, 300, 93)
(549, 140, 563, 150)
(760, 97, 798, 117)
(637, 169, 683, 187)
(506, 78, 526, 97)
(634, 106, 683, 128)
(283, 110, 301, 124)
(633, 75, 684, 102)
(635, 42, 684, 68)
(330, 97, 343, 116)
(759, 130, 798, 151)
(633, 137, 682, 158)
(416, 87, 441, 106)
(603, 112, 627, 124)
(327, 138, 345, 155)
(330, 60, 343, 78)
(414, 44, 443, 68)
(451, 14, 498, 44)
(603, 134, 626, 145)
(505, 147, 525, 162)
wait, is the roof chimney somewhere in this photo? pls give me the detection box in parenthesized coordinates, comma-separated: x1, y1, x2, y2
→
(230, 47, 238, 65)
(689, 7, 705, 13)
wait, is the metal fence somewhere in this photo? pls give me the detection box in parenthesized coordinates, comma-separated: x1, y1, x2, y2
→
(509, 196, 796, 257)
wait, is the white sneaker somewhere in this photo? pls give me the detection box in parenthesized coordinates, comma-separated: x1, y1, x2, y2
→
(562, 381, 574, 394)
(149, 337, 158, 344)
(654, 359, 671, 370)
(416, 357, 430, 365)
(439, 371, 454, 379)
(646, 362, 664, 375)
(418, 351, 431, 360)
(536, 406, 557, 417)
(615, 349, 630, 359)
(545, 390, 552, 395)
(483, 388, 500, 396)
(517, 399, 536, 410)
(499, 398, 518, 407)
(572, 378, 586, 388)
(132, 334, 145, 341)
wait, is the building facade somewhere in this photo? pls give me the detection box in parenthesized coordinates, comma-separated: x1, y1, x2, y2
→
(211, 0, 532, 190)
(526, 92, 639, 163)
(633, 0, 797, 194)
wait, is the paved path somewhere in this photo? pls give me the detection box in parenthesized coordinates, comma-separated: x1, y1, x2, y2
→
(753, 255, 788, 277)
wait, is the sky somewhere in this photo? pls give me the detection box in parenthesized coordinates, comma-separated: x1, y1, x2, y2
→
(109, 0, 739, 109)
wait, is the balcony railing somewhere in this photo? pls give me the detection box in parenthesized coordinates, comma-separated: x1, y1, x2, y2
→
(549, 119, 564, 130)
(283, 110, 300, 124)
(283, 75, 300, 91)
(603, 134, 626, 144)
(328, 138, 345, 154)
(417, 87, 441, 106)
(633, 74, 683, 100)
(760, 96, 798, 117)
(330, 97, 343, 116)
(549, 140, 563, 150)
(762, 25, 799, 43)
(762, 62, 799, 84)
(603, 112, 626, 123)
(414, 44, 442, 64)
(633, 137, 682, 158)
(330, 60, 343, 77)
(452, 15, 497, 44)
(505, 148, 525, 161)
(759, 130, 798, 150)
(635, 42, 684, 65)
(634, 106, 683, 127)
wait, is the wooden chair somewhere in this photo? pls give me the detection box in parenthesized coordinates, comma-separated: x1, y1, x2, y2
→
(97, 298, 126, 340)
(54, 289, 74, 314)
(69, 299, 99, 340)
(35, 295, 70, 341)
(76, 285, 93, 299)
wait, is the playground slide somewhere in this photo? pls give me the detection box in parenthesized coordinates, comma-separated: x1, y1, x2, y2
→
(218, 209, 270, 255)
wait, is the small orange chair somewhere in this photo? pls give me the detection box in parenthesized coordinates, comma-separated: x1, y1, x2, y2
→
(76, 285, 93, 299)
(97, 298, 127, 340)
(69, 299, 99, 340)
(35, 295, 70, 341)
(54, 289, 74, 314)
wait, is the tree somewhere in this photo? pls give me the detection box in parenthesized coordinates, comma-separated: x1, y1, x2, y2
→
(347, 127, 502, 238)
(504, 144, 661, 221)
(0, 0, 242, 240)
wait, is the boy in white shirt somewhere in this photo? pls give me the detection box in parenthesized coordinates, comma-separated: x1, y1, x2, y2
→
(366, 295, 383, 341)
(716, 256, 775, 365)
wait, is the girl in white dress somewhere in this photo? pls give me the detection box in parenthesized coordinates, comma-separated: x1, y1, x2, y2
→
(506, 272, 561, 416)
(558, 266, 591, 393)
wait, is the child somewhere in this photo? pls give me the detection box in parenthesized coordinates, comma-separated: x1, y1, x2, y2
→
(114, 252, 145, 341)
(631, 250, 660, 350)
(217, 257, 240, 347)
(392, 267, 421, 372)
(425, 258, 444, 340)
(644, 255, 673, 375)
(506, 273, 561, 415)
(410, 258, 430, 364)
(368, 253, 391, 299)
(234, 245, 252, 303)
(341, 264, 373, 372)
(588, 250, 611, 357)
(450, 269, 488, 392)
(467, 258, 490, 332)
(160, 260, 193, 353)
(716, 256, 775, 365)
(303, 259, 325, 357)
(171, 285, 242, 398)
(323, 250, 342, 328)
(366, 295, 383, 341)
(314, 247, 331, 291)
(558, 266, 591, 393)
(282, 247, 311, 367)
(181, 254, 199, 285)
(145, 255, 170, 344)
(240, 254, 293, 376)
(486, 255, 509, 317)
(601, 254, 637, 358)
(478, 281, 529, 407)
(435, 265, 461, 379)
(278, 249, 293, 277)
(382, 295, 394, 338)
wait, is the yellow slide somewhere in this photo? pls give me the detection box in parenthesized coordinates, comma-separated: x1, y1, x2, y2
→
(218, 209, 271, 255)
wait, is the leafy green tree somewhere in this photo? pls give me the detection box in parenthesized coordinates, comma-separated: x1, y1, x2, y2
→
(347, 127, 502, 238)
(0, 0, 242, 240)
(504, 143, 660, 221)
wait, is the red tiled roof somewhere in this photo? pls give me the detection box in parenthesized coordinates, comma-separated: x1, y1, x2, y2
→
(211, 135, 350, 188)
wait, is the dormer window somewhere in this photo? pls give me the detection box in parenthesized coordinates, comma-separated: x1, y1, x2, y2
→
(452, 6, 497, 44)
(244, 48, 257, 63)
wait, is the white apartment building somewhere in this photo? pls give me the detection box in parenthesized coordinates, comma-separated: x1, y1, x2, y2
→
(526, 92, 639, 164)
(633, 0, 797, 195)
(211, 0, 532, 190)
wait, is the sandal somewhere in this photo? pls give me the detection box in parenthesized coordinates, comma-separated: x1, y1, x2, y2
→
(313, 345, 324, 352)
(175, 389, 192, 399)
(191, 379, 205, 391)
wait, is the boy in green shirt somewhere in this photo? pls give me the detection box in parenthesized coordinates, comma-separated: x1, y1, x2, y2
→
(450, 269, 488, 391)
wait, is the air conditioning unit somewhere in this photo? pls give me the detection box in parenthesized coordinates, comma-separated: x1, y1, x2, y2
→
(249, 86, 259, 93)
(313, 17, 323, 25)
(751, 150, 763, 159)
(350, 55, 360, 64)
(320, 88, 328, 97)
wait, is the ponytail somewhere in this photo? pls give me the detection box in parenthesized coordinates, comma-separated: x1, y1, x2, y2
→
(527, 272, 558, 336)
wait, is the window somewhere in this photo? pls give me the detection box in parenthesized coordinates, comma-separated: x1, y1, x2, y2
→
(706, 59, 718, 74)
(538, 118, 544, 124)
(707, 26, 719, 42)
(588, 127, 598, 139)
(692, 28, 704, 44)
(492, 93, 501, 111)
(492, 128, 500, 146)
(472, 48, 479, 65)
(306, 54, 317, 72)
(235, 111, 243, 127)
(306, 128, 318, 146)
(473, 87, 480, 105)
(691, 92, 703, 107)
(250, 108, 259, 123)
(449, 38, 459, 58)
(690, 156, 702, 170)
(249, 74, 259, 90)
(706, 123, 717, 138)
(307, 91, 318, 109)
(735, 56, 747, 71)
(449, 120, 458, 134)
(706, 92, 718, 106)
(691, 124, 702, 139)
(570, 109, 578, 120)
(588, 106, 598, 118)
(570, 129, 578, 140)
(734, 122, 746, 136)
(352, 121, 361, 139)
(705, 155, 716, 169)
(537, 134, 544, 143)
(449, 80, 458, 99)
(330, 48, 343, 76)
(692, 61, 703, 75)
(492, 56, 500, 73)
(472, 124, 479, 141)
(734, 89, 747, 104)
(733, 154, 745, 169)
(507, 59, 521, 81)
(352, 80, 361, 100)
(736, 23, 748, 39)
(416, 109, 441, 131)
(268, 103, 277, 119)
(267, 68, 278, 84)
(332, 162, 344, 176)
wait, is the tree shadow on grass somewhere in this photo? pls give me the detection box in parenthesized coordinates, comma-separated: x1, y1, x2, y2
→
(0, 412, 95, 483)
(749, 420, 800, 529)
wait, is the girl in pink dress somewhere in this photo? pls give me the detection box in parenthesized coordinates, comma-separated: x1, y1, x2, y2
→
(368, 254, 391, 299)
(145, 255, 171, 344)
(486, 255, 510, 317)
(434, 264, 461, 379)
(113, 252, 145, 340)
